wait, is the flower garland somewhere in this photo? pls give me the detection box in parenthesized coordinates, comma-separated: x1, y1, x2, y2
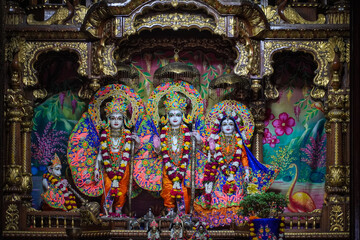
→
(43, 173, 77, 210)
(160, 124, 191, 198)
(203, 111, 245, 204)
(100, 128, 132, 198)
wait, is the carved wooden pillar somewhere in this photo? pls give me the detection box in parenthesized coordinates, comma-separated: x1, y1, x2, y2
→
(250, 100, 266, 162)
(323, 50, 350, 232)
(20, 101, 34, 209)
(3, 52, 25, 232)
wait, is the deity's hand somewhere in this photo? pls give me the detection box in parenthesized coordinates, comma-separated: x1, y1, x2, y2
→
(244, 168, 250, 182)
(94, 169, 100, 182)
(131, 134, 141, 144)
(153, 135, 160, 152)
(204, 182, 213, 194)
(191, 131, 202, 144)
(208, 137, 215, 153)
(61, 179, 68, 187)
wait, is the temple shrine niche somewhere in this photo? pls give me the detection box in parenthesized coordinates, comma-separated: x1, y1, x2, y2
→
(2, 0, 352, 239)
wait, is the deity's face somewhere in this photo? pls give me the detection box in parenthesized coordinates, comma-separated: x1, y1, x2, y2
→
(168, 109, 183, 129)
(50, 164, 62, 177)
(221, 118, 235, 136)
(108, 112, 124, 130)
(199, 226, 204, 233)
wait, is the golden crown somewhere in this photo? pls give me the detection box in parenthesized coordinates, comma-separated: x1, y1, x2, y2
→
(104, 96, 128, 116)
(163, 92, 187, 112)
(51, 153, 61, 167)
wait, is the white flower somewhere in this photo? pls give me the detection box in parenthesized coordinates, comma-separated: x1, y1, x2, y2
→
(160, 134, 166, 139)
(123, 152, 130, 158)
(113, 180, 119, 187)
(165, 162, 171, 167)
(232, 161, 239, 167)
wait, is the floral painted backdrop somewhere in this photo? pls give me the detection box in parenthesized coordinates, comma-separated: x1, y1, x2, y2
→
(31, 50, 325, 213)
(130, 49, 231, 113)
(263, 52, 326, 212)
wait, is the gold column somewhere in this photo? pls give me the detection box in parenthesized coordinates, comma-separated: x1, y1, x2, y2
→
(21, 102, 34, 209)
(323, 49, 349, 232)
(250, 101, 266, 162)
(3, 52, 25, 231)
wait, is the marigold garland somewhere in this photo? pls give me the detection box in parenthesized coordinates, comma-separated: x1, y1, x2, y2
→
(100, 128, 132, 198)
(43, 173, 77, 210)
(160, 124, 191, 198)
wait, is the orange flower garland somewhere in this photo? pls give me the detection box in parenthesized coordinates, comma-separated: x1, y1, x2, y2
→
(100, 128, 132, 198)
(160, 124, 191, 198)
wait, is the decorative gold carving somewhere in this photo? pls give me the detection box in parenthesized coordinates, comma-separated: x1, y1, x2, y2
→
(234, 41, 249, 76)
(263, 40, 333, 99)
(102, 44, 118, 76)
(130, 13, 225, 36)
(78, 83, 94, 100)
(326, 166, 347, 189)
(33, 89, 48, 100)
(5, 204, 20, 231)
(4, 165, 22, 191)
(22, 42, 89, 87)
(264, 77, 279, 100)
(5, 37, 26, 63)
(4, 194, 21, 203)
(328, 37, 346, 63)
(329, 205, 344, 232)
(261, 5, 281, 24)
(283, 7, 326, 24)
(6, 89, 26, 122)
(21, 173, 33, 194)
(27, 7, 69, 25)
(67, 5, 88, 25)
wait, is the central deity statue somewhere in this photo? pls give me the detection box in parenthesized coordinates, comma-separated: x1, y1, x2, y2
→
(154, 92, 202, 215)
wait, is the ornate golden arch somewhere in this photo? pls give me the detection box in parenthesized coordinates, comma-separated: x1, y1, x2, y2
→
(20, 41, 90, 99)
(262, 37, 348, 99)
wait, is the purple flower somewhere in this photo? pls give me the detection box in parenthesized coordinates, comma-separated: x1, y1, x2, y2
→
(71, 99, 77, 114)
(268, 135, 280, 148)
(264, 108, 275, 127)
(263, 128, 272, 144)
(272, 112, 295, 136)
(294, 105, 301, 122)
(59, 92, 65, 109)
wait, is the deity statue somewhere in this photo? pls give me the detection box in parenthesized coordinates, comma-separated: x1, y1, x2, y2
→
(194, 100, 279, 227)
(189, 222, 212, 240)
(68, 84, 145, 217)
(170, 215, 184, 240)
(153, 92, 203, 215)
(93, 96, 141, 216)
(42, 153, 77, 211)
(147, 220, 161, 240)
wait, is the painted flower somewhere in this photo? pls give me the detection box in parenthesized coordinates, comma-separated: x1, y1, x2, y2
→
(272, 112, 295, 136)
(264, 108, 275, 127)
(262, 128, 272, 144)
(268, 135, 280, 148)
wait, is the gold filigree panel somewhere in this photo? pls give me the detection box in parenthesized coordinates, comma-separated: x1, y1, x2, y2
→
(21, 42, 89, 88)
(102, 44, 117, 76)
(117, 13, 228, 37)
(330, 205, 344, 231)
(5, 204, 19, 231)
(234, 41, 249, 76)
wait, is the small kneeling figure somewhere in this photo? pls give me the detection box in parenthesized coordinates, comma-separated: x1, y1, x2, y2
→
(42, 153, 77, 211)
